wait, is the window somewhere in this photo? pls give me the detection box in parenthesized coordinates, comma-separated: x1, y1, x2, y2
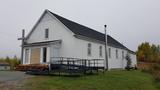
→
(122, 51, 124, 60)
(88, 43, 91, 56)
(116, 49, 118, 59)
(43, 47, 47, 63)
(25, 49, 29, 64)
(108, 48, 111, 58)
(99, 46, 102, 57)
(45, 28, 49, 38)
(4, 66, 7, 69)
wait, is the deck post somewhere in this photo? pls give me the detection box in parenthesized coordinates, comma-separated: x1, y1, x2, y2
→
(83, 60, 87, 74)
(88, 60, 90, 68)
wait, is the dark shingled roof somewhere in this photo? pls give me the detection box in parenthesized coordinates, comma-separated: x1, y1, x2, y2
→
(49, 11, 129, 50)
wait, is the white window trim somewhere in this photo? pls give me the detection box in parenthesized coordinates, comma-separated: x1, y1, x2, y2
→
(23, 48, 31, 64)
(40, 48, 43, 64)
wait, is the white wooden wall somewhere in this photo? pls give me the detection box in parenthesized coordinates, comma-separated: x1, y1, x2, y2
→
(24, 11, 137, 69)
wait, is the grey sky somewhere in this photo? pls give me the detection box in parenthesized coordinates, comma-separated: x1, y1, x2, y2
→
(0, 0, 160, 58)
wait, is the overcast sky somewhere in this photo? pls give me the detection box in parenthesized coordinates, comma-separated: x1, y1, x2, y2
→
(0, 0, 160, 58)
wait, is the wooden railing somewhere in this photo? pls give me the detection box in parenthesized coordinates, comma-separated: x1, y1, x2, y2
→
(50, 57, 104, 68)
(49, 57, 105, 74)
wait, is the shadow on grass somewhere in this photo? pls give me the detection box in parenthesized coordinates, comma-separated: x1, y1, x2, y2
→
(25, 71, 103, 78)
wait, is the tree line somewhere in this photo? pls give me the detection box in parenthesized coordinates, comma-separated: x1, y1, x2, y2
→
(137, 42, 160, 63)
(0, 55, 20, 70)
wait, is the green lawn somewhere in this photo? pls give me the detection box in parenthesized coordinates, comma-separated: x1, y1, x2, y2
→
(23, 70, 160, 90)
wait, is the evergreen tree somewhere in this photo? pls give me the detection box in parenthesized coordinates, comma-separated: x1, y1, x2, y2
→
(125, 53, 132, 70)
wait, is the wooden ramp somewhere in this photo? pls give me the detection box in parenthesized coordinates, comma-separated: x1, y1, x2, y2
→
(49, 57, 105, 75)
(19, 57, 105, 75)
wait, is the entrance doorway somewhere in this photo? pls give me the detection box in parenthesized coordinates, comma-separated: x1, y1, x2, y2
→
(42, 47, 47, 63)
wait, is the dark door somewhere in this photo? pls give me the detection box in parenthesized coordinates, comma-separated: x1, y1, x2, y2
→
(43, 47, 47, 63)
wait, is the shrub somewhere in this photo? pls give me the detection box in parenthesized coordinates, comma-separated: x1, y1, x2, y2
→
(125, 53, 132, 71)
(151, 64, 160, 81)
(147, 63, 160, 81)
(153, 63, 160, 70)
(152, 71, 160, 81)
(139, 62, 160, 81)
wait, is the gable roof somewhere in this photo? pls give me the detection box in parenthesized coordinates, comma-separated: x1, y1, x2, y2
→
(26, 10, 134, 53)
(48, 10, 129, 50)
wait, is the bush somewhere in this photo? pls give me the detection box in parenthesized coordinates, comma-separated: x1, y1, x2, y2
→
(147, 64, 160, 81)
(152, 70, 160, 81)
(153, 63, 160, 70)
(152, 64, 160, 81)
(125, 53, 132, 71)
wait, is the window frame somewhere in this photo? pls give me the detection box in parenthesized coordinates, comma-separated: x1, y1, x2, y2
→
(108, 48, 111, 58)
(116, 49, 118, 59)
(122, 51, 124, 60)
(45, 28, 49, 39)
(99, 46, 102, 57)
(25, 49, 29, 64)
(87, 43, 92, 56)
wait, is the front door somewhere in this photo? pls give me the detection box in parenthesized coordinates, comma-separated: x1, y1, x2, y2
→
(42, 47, 47, 63)
(30, 48, 41, 64)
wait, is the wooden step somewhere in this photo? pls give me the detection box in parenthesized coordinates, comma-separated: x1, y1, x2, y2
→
(16, 64, 49, 71)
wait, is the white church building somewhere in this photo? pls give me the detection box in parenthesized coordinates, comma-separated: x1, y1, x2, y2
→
(22, 9, 137, 70)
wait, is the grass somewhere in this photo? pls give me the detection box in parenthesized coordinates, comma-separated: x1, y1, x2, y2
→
(23, 70, 160, 90)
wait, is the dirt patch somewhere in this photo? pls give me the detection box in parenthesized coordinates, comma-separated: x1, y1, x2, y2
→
(0, 76, 33, 90)
(0, 79, 24, 90)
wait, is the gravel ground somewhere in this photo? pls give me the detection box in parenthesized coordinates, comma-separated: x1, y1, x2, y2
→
(0, 71, 32, 90)
(0, 71, 29, 82)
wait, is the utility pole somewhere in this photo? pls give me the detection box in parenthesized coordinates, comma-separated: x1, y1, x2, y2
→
(18, 29, 25, 64)
(104, 25, 108, 70)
